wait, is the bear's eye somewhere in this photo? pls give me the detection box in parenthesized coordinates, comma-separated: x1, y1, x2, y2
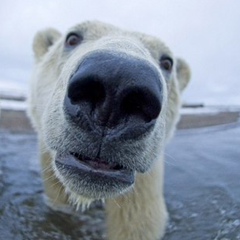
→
(65, 33, 82, 48)
(160, 57, 173, 72)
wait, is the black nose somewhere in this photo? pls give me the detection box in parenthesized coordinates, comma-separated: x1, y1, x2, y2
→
(64, 51, 162, 139)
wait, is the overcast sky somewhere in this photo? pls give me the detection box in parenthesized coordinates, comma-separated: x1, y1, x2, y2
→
(0, 0, 240, 105)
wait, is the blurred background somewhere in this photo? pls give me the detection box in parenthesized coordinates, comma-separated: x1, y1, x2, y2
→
(0, 0, 239, 106)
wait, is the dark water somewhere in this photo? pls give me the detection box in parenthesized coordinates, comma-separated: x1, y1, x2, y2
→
(164, 124, 240, 240)
(0, 124, 240, 240)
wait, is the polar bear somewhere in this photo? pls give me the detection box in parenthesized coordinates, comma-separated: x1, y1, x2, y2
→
(28, 20, 190, 240)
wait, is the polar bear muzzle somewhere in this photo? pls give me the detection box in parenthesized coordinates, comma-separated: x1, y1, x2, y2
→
(54, 50, 163, 199)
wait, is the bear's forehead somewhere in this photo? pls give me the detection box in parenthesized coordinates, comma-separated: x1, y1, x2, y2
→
(67, 20, 173, 59)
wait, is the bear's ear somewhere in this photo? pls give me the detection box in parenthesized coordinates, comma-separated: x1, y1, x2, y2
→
(33, 28, 61, 62)
(176, 58, 191, 92)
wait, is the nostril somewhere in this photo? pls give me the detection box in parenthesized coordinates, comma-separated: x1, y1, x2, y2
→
(68, 76, 105, 106)
(120, 87, 162, 123)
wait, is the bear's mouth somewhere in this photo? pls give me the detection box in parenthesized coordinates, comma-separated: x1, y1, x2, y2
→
(70, 152, 125, 171)
(55, 151, 134, 185)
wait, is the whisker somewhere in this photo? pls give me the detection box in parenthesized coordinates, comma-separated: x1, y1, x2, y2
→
(113, 199, 121, 209)
(164, 152, 177, 166)
(42, 173, 57, 183)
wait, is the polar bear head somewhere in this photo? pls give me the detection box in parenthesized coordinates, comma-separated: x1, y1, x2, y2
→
(29, 21, 190, 205)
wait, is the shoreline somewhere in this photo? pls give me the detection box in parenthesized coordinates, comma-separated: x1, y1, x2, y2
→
(0, 107, 239, 133)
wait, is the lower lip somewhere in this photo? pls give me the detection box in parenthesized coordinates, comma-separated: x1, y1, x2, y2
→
(55, 152, 135, 185)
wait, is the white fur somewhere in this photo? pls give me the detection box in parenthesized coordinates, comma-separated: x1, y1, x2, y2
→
(28, 21, 190, 240)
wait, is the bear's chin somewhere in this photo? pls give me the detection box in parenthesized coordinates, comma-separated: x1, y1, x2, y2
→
(53, 151, 135, 205)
